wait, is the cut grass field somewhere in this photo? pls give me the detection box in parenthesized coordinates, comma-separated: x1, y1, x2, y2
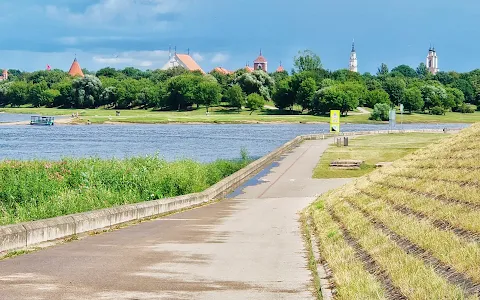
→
(305, 123, 480, 299)
(313, 133, 448, 178)
(1, 106, 480, 124)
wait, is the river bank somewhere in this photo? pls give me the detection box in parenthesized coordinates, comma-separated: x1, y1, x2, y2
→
(1, 107, 480, 125)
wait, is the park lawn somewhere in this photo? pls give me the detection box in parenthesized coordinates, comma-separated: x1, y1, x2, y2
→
(313, 133, 447, 178)
(1, 106, 480, 124)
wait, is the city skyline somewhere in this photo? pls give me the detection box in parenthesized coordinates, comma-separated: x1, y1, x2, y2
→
(0, 1, 477, 73)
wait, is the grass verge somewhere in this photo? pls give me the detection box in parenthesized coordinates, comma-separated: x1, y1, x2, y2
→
(0, 154, 251, 225)
(313, 133, 447, 178)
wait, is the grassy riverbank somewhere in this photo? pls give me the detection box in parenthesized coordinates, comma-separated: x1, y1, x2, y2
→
(2, 106, 480, 124)
(0, 154, 251, 225)
(313, 133, 448, 178)
(304, 124, 480, 298)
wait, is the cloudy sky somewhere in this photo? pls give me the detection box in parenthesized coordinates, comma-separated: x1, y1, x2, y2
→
(0, 0, 479, 73)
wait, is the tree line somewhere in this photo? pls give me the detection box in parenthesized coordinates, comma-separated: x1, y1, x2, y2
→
(0, 50, 479, 117)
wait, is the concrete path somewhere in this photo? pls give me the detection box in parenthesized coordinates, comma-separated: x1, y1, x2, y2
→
(0, 139, 350, 300)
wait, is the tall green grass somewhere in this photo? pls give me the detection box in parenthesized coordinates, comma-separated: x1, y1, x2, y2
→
(0, 154, 251, 225)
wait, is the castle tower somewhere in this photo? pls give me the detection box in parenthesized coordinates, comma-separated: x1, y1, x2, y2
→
(349, 40, 358, 73)
(253, 50, 268, 72)
(426, 46, 439, 75)
(68, 57, 84, 77)
(2, 69, 8, 80)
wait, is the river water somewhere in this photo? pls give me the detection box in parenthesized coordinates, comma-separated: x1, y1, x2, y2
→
(0, 114, 469, 162)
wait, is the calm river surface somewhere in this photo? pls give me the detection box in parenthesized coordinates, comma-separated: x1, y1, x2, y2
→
(0, 114, 469, 162)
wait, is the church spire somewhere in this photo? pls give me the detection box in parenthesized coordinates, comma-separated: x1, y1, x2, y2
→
(352, 39, 355, 52)
(349, 40, 358, 73)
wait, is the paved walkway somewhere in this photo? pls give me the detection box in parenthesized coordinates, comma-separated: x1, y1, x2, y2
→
(0, 139, 350, 300)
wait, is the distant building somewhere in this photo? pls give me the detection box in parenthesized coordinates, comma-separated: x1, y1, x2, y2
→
(212, 67, 232, 75)
(0, 69, 8, 81)
(162, 51, 205, 74)
(276, 62, 285, 72)
(253, 50, 268, 72)
(426, 46, 439, 75)
(349, 41, 358, 73)
(69, 58, 84, 77)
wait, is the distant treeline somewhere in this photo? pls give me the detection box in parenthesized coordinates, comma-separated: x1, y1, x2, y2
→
(0, 50, 479, 115)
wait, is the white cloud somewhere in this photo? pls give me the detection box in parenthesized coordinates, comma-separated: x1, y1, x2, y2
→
(211, 53, 229, 64)
(191, 52, 204, 62)
(45, 0, 189, 31)
(0, 49, 171, 72)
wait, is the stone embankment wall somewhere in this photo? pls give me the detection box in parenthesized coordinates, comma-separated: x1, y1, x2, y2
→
(0, 128, 459, 253)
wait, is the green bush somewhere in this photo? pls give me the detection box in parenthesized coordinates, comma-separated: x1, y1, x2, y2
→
(369, 103, 390, 121)
(0, 154, 251, 225)
(430, 106, 445, 115)
(457, 103, 475, 114)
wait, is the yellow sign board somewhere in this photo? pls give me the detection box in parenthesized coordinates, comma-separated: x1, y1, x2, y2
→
(330, 110, 340, 133)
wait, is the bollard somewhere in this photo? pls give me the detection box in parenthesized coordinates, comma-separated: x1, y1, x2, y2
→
(344, 137, 349, 146)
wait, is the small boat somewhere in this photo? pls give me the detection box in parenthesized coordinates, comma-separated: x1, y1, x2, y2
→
(30, 116, 55, 126)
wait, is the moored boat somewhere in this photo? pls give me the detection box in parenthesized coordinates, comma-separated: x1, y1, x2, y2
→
(30, 116, 54, 126)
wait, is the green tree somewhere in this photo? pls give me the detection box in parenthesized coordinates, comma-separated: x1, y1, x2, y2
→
(416, 63, 429, 78)
(369, 103, 390, 121)
(293, 50, 322, 72)
(402, 87, 424, 113)
(0, 82, 11, 106)
(377, 63, 389, 76)
(391, 65, 417, 78)
(40, 89, 60, 107)
(71, 75, 103, 108)
(246, 93, 265, 114)
(365, 89, 391, 108)
(29, 81, 48, 107)
(296, 77, 317, 111)
(420, 85, 447, 111)
(383, 77, 406, 105)
(225, 84, 245, 111)
(196, 81, 222, 112)
(445, 87, 465, 111)
(235, 70, 275, 99)
(312, 85, 358, 116)
(7, 81, 30, 107)
(450, 79, 475, 103)
(272, 78, 294, 110)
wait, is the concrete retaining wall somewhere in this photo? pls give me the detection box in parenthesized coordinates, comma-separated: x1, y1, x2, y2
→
(0, 129, 453, 253)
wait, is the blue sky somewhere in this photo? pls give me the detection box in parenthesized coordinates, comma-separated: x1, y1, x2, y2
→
(0, 0, 478, 74)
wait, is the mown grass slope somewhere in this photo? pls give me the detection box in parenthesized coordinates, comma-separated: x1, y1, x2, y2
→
(305, 123, 480, 299)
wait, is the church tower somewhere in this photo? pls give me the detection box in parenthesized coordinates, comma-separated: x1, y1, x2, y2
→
(253, 50, 268, 72)
(349, 41, 358, 73)
(426, 46, 439, 75)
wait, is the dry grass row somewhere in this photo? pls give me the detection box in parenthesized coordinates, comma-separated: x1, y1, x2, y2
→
(341, 182, 480, 284)
(359, 181, 480, 235)
(326, 196, 470, 299)
(306, 201, 387, 299)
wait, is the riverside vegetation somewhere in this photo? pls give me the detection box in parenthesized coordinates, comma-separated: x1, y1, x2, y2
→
(0, 50, 480, 124)
(0, 152, 251, 226)
(304, 123, 480, 299)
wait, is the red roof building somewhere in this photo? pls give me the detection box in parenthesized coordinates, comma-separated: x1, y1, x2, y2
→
(253, 50, 268, 72)
(212, 67, 232, 75)
(162, 53, 205, 74)
(68, 58, 84, 77)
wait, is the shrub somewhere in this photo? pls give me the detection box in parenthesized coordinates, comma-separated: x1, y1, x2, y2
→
(430, 106, 445, 115)
(369, 103, 390, 121)
(457, 103, 475, 114)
